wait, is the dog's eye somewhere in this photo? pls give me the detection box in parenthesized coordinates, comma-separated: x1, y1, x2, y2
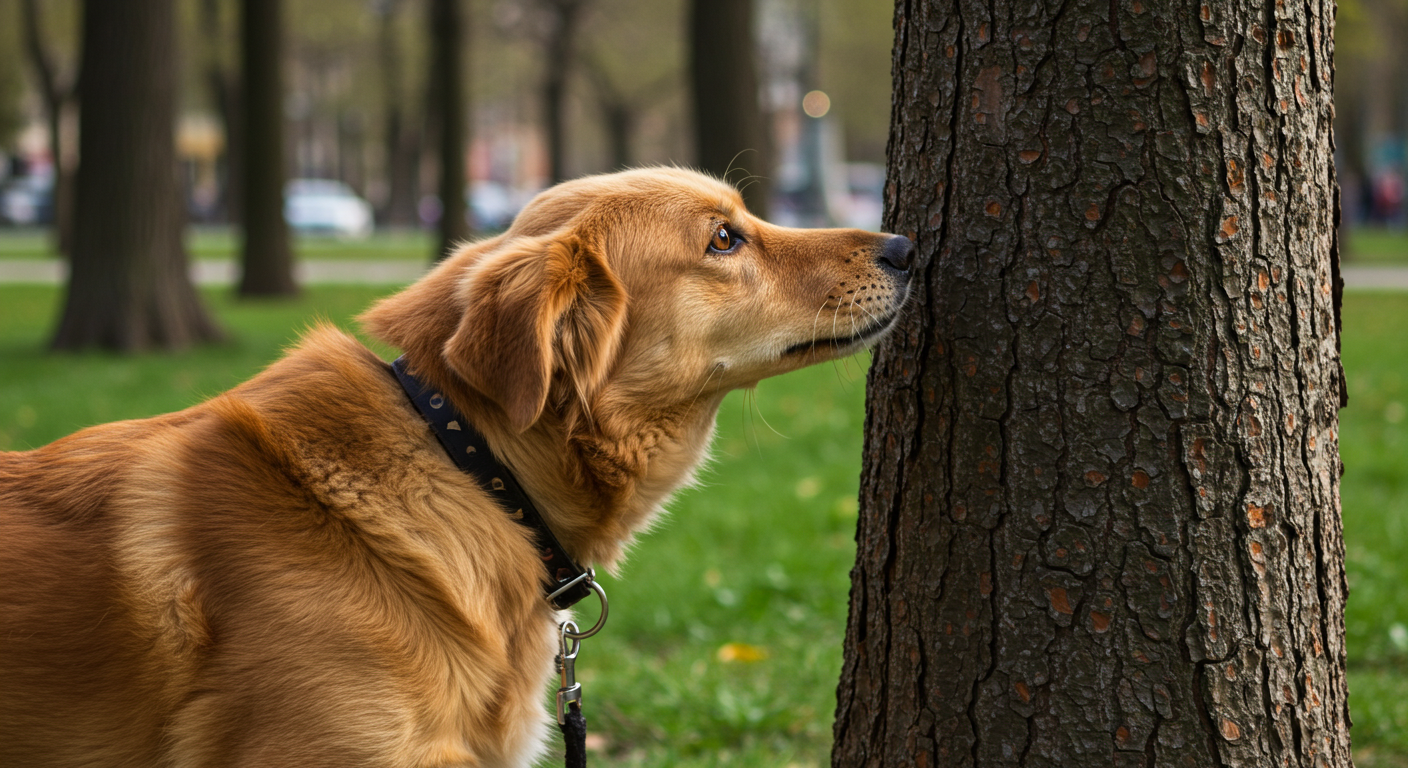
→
(709, 225, 739, 253)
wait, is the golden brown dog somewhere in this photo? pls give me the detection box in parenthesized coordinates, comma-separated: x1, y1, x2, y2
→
(0, 167, 912, 767)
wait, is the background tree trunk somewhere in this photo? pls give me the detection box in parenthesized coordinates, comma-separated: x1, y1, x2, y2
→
(377, 0, 420, 229)
(688, 0, 769, 217)
(52, 0, 221, 351)
(238, 0, 296, 296)
(20, 0, 77, 256)
(428, 0, 469, 260)
(200, 0, 242, 226)
(540, 0, 587, 184)
(583, 53, 632, 171)
(833, 1, 1350, 767)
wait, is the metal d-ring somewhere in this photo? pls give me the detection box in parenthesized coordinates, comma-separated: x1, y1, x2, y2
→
(563, 578, 609, 640)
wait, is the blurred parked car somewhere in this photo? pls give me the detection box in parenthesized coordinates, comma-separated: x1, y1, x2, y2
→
(467, 181, 539, 231)
(468, 181, 514, 231)
(0, 174, 55, 226)
(285, 178, 373, 237)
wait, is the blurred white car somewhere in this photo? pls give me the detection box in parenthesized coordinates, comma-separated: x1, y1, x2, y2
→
(0, 174, 55, 226)
(285, 179, 373, 237)
(468, 181, 538, 231)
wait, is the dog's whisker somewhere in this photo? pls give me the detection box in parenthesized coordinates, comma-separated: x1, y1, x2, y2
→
(688, 362, 725, 410)
(808, 299, 832, 356)
(747, 386, 788, 441)
(741, 388, 766, 458)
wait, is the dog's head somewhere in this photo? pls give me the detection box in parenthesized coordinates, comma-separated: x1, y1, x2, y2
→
(363, 167, 912, 435)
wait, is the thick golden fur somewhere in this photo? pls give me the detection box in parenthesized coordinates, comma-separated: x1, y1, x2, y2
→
(0, 168, 911, 767)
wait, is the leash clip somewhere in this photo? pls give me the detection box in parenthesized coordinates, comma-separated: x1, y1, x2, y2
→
(549, 569, 610, 640)
(555, 620, 583, 725)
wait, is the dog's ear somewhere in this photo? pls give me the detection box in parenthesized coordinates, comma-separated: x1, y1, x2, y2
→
(443, 232, 627, 432)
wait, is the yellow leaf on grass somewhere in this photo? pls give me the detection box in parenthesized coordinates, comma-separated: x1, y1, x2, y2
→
(716, 642, 768, 663)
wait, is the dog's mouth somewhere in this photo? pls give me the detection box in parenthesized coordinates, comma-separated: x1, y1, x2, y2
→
(783, 313, 901, 358)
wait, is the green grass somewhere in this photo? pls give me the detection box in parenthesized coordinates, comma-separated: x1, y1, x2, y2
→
(0, 227, 436, 261)
(0, 286, 401, 449)
(1, 285, 1406, 765)
(6, 222, 1408, 263)
(1340, 292, 1408, 760)
(1346, 227, 1408, 264)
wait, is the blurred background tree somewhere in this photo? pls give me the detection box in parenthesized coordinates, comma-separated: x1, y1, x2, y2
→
(427, 0, 470, 259)
(18, 0, 78, 256)
(373, 0, 421, 228)
(52, 0, 221, 350)
(0, 6, 25, 153)
(1334, 0, 1408, 236)
(239, 0, 296, 296)
(198, 0, 241, 227)
(537, 0, 589, 185)
(689, 0, 769, 217)
(0, 0, 896, 263)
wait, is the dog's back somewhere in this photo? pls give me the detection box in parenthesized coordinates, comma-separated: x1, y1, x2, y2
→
(1, 416, 195, 766)
(0, 329, 555, 768)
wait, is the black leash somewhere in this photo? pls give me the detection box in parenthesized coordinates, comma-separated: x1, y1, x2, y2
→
(561, 703, 587, 768)
(557, 621, 589, 767)
(391, 356, 605, 766)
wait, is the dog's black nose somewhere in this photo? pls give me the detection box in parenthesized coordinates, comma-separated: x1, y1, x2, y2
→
(880, 235, 914, 273)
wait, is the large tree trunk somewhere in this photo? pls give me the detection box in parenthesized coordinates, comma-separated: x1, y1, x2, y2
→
(688, 0, 769, 218)
(238, 0, 296, 297)
(833, 1, 1350, 767)
(52, 0, 221, 351)
(428, 0, 469, 260)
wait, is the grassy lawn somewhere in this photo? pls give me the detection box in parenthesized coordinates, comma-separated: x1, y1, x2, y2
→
(1, 224, 1408, 265)
(4, 224, 1408, 266)
(0, 227, 437, 261)
(1341, 292, 1408, 764)
(1347, 228, 1408, 265)
(0, 285, 1405, 765)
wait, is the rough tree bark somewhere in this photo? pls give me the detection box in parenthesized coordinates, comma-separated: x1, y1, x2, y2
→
(20, 0, 78, 256)
(52, 0, 222, 351)
(428, 0, 469, 260)
(689, 0, 770, 217)
(238, 0, 297, 297)
(833, 1, 1350, 767)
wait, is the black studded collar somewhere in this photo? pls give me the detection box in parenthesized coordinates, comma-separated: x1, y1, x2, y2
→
(390, 356, 593, 610)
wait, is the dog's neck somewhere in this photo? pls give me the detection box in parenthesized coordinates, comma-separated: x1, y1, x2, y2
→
(395, 352, 726, 571)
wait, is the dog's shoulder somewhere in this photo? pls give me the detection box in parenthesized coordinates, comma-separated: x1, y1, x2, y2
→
(192, 324, 432, 514)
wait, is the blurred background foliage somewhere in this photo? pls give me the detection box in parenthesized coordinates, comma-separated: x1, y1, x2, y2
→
(1338, 0, 1408, 235)
(0, 0, 894, 239)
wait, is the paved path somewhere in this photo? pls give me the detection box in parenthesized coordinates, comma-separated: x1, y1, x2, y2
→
(1339, 266, 1408, 290)
(0, 259, 1406, 290)
(0, 259, 430, 286)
